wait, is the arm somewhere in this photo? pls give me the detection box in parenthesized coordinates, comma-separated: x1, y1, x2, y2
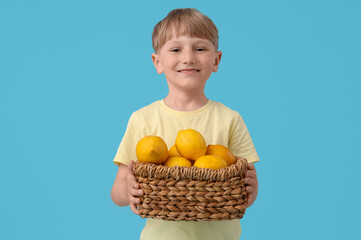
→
(111, 160, 144, 215)
(228, 114, 260, 207)
(245, 162, 258, 208)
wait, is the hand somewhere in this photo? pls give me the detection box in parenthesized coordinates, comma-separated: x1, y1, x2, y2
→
(245, 163, 258, 208)
(127, 160, 144, 215)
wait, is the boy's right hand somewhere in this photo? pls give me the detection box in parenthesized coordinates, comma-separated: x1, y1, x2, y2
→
(127, 160, 144, 215)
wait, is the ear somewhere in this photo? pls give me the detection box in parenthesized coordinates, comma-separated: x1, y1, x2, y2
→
(212, 51, 222, 72)
(151, 53, 164, 74)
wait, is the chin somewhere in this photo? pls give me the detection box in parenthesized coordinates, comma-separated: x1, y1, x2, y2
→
(167, 78, 207, 90)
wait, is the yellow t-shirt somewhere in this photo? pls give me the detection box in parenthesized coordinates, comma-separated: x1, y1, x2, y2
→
(113, 100, 260, 240)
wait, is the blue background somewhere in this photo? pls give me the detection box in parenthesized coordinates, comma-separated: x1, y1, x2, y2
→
(1, 0, 360, 239)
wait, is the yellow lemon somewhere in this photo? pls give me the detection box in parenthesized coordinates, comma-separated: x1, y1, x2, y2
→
(206, 145, 236, 166)
(168, 144, 181, 158)
(136, 136, 168, 164)
(175, 129, 207, 161)
(194, 155, 227, 170)
(164, 157, 192, 168)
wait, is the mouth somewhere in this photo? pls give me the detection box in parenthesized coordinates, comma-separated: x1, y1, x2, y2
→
(177, 69, 200, 73)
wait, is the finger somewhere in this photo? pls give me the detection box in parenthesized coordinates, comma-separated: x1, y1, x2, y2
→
(129, 195, 141, 205)
(127, 174, 138, 189)
(245, 177, 256, 186)
(246, 197, 253, 208)
(247, 163, 255, 170)
(246, 185, 253, 193)
(245, 170, 257, 178)
(127, 171, 136, 180)
(130, 203, 140, 215)
(130, 187, 144, 197)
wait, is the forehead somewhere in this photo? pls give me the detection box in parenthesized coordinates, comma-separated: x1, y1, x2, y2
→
(164, 35, 213, 45)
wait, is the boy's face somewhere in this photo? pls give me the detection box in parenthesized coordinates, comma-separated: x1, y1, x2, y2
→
(152, 35, 222, 93)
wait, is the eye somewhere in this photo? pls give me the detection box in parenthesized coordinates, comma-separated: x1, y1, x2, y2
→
(196, 48, 206, 52)
(171, 48, 180, 52)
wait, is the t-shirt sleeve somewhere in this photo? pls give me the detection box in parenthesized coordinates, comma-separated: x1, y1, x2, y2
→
(228, 113, 260, 163)
(113, 113, 141, 166)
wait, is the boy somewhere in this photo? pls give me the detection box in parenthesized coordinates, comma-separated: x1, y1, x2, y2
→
(111, 8, 259, 240)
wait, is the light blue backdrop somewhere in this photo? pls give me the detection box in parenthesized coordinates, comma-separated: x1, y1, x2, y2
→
(1, 0, 360, 239)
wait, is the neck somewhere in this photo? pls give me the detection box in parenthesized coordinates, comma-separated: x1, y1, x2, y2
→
(163, 89, 208, 111)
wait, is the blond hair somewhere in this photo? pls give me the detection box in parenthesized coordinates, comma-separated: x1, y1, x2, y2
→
(152, 8, 219, 52)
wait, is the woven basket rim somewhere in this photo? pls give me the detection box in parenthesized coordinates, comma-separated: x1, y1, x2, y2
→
(133, 156, 247, 182)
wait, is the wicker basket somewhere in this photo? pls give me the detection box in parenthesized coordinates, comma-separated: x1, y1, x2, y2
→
(133, 156, 248, 221)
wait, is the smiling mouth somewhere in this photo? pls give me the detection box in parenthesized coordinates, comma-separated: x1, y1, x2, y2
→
(178, 69, 200, 73)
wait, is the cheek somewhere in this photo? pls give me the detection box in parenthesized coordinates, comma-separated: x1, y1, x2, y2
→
(205, 60, 216, 71)
(202, 56, 215, 66)
(163, 63, 175, 73)
(162, 59, 176, 69)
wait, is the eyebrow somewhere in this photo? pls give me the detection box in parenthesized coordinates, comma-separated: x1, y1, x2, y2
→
(167, 39, 210, 45)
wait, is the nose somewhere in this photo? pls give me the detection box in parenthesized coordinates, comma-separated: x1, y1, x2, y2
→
(181, 49, 196, 64)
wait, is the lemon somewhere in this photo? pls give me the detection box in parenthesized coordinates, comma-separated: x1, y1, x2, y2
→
(164, 157, 192, 167)
(206, 144, 236, 166)
(168, 144, 181, 158)
(136, 136, 168, 164)
(193, 155, 227, 170)
(175, 129, 207, 161)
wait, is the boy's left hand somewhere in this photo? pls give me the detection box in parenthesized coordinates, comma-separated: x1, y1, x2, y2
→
(245, 163, 258, 208)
